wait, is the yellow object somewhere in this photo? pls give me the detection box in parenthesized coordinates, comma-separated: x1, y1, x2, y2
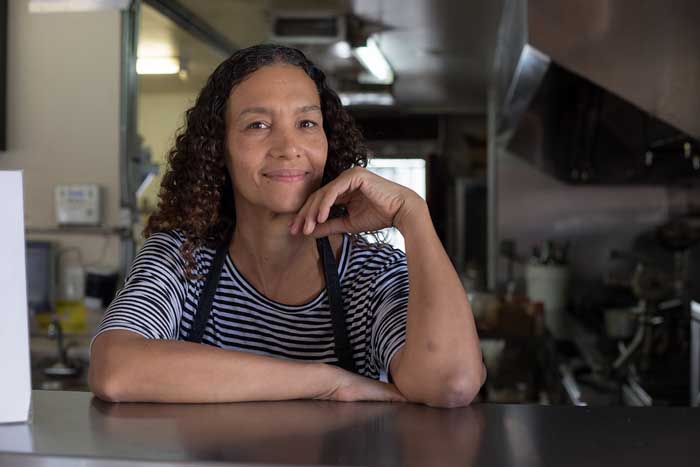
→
(54, 300, 87, 334)
(35, 312, 53, 331)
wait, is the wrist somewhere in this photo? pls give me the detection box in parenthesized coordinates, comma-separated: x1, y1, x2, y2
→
(310, 363, 343, 400)
(392, 195, 429, 232)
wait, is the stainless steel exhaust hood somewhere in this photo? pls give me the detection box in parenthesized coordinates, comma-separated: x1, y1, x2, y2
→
(502, 0, 700, 184)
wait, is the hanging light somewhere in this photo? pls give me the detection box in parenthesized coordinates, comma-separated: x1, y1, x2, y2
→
(353, 38, 394, 85)
(136, 57, 181, 75)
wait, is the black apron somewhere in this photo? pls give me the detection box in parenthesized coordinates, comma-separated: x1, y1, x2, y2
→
(184, 236, 357, 373)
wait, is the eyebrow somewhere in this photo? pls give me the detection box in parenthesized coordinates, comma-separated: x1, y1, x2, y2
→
(237, 105, 322, 119)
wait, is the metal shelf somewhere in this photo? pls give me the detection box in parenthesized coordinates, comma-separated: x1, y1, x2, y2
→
(25, 226, 128, 236)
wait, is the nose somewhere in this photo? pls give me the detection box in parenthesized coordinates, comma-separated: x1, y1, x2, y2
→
(268, 124, 301, 159)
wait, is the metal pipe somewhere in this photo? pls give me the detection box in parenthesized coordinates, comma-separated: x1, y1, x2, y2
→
(118, 1, 139, 281)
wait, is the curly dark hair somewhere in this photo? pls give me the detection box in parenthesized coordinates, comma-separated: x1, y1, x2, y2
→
(145, 44, 370, 274)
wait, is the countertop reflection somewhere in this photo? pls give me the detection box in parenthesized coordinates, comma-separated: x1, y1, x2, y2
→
(0, 391, 696, 466)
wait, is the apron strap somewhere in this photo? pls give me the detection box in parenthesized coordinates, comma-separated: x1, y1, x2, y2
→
(316, 236, 357, 373)
(187, 235, 357, 373)
(185, 239, 229, 344)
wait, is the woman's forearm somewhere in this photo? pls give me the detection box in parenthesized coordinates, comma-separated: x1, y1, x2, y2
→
(89, 330, 337, 403)
(391, 199, 485, 407)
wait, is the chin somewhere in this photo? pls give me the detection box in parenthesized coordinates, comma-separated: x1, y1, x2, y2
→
(276, 188, 314, 210)
(266, 198, 306, 215)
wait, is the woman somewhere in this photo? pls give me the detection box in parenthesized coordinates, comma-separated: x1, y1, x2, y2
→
(89, 44, 485, 408)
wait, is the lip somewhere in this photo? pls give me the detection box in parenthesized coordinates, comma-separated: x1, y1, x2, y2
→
(263, 169, 309, 182)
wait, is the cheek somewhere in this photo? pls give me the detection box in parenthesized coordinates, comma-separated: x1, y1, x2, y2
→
(314, 135, 329, 170)
(230, 157, 258, 189)
(226, 139, 259, 189)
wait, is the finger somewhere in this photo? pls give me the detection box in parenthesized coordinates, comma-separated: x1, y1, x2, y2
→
(316, 188, 343, 224)
(291, 190, 320, 235)
(303, 190, 329, 235)
(304, 174, 352, 231)
(316, 177, 357, 223)
(305, 171, 364, 234)
(309, 216, 348, 238)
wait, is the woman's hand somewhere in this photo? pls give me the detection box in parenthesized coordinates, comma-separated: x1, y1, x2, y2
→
(289, 167, 425, 237)
(318, 365, 407, 403)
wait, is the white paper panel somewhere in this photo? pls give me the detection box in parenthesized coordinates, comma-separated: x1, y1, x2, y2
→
(0, 171, 32, 424)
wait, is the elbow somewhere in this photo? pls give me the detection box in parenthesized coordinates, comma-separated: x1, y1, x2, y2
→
(439, 375, 481, 408)
(88, 331, 148, 403)
(88, 341, 131, 403)
(89, 378, 122, 403)
(89, 365, 123, 402)
(429, 364, 487, 408)
(394, 356, 487, 408)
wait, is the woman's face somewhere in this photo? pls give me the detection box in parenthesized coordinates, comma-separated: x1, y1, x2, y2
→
(225, 63, 328, 217)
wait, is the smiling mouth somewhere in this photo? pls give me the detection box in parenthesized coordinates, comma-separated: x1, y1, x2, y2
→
(263, 170, 309, 182)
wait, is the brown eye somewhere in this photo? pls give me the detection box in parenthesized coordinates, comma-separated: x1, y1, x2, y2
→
(247, 121, 269, 130)
(299, 120, 317, 129)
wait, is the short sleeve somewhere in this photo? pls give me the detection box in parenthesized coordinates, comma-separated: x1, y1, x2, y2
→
(91, 231, 188, 347)
(369, 249, 409, 376)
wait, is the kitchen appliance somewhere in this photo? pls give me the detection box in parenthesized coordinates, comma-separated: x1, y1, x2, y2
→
(84, 267, 119, 311)
(604, 244, 691, 405)
(657, 217, 700, 296)
(603, 306, 639, 340)
(25, 241, 56, 315)
(269, 12, 345, 44)
(54, 184, 102, 226)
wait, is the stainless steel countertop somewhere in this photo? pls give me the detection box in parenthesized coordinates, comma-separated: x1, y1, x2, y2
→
(0, 390, 696, 466)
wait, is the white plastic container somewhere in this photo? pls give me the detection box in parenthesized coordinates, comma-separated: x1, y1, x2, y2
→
(525, 263, 570, 338)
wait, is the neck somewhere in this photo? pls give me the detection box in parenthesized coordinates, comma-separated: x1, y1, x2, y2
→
(229, 206, 320, 297)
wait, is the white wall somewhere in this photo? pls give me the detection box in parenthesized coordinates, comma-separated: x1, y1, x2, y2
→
(138, 92, 195, 166)
(1, 0, 123, 271)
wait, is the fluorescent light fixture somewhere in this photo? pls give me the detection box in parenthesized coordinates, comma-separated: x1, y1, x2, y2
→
(29, 0, 130, 13)
(353, 38, 394, 85)
(138, 42, 176, 58)
(338, 92, 395, 106)
(136, 57, 181, 75)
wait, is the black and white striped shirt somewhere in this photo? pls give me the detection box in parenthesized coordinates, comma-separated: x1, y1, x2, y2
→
(93, 230, 409, 380)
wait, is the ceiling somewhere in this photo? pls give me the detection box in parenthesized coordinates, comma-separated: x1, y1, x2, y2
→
(138, 0, 505, 115)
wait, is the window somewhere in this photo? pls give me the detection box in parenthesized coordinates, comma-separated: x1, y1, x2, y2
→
(365, 158, 426, 251)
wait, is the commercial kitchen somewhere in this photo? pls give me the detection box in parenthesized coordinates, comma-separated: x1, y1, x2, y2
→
(0, 0, 698, 466)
